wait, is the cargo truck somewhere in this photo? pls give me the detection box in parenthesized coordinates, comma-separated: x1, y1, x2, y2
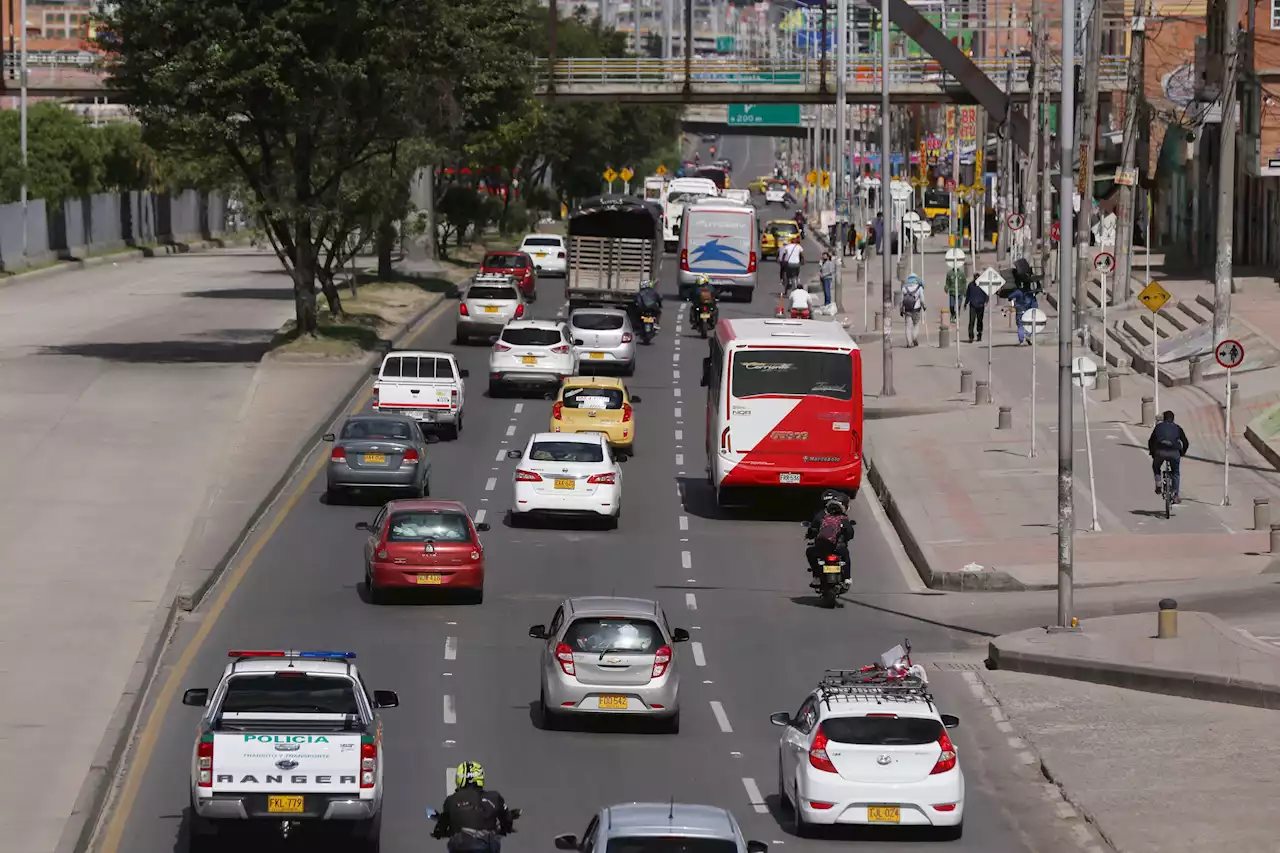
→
(565, 194, 662, 311)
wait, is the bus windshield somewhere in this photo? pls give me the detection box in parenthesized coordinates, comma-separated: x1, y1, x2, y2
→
(731, 350, 853, 400)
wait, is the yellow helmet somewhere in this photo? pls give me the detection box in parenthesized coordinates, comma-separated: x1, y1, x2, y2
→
(696, 275, 711, 287)
(454, 761, 484, 789)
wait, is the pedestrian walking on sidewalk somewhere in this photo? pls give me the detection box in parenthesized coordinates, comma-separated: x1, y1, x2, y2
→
(1148, 410, 1190, 503)
(900, 274, 925, 347)
(944, 265, 967, 323)
(819, 252, 835, 306)
(963, 275, 988, 342)
(844, 224, 857, 257)
(1009, 286, 1038, 345)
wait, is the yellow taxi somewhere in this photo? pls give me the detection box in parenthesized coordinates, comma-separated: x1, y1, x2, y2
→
(760, 219, 801, 259)
(748, 175, 772, 193)
(550, 377, 641, 456)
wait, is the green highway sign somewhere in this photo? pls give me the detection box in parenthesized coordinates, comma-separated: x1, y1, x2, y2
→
(726, 104, 802, 126)
(716, 36, 736, 53)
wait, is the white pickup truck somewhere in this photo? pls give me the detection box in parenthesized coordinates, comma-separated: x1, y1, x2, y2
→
(182, 650, 399, 852)
(372, 350, 467, 440)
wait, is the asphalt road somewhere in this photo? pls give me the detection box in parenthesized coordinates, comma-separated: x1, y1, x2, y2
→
(99, 137, 1078, 853)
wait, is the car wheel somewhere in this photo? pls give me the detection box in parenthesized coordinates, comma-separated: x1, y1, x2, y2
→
(187, 797, 216, 851)
(937, 821, 964, 841)
(622, 360, 635, 376)
(659, 709, 680, 734)
(488, 381, 504, 398)
(467, 587, 484, 605)
(326, 486, 345, 505)
(715, 486, 737, 509)
(367, 574, 387, 605)
(539, 689, 561, 730)
(349, 811, 382, 852)
(419, 477, 431, 498)
(441, 422, 459, 441)
(791, 785, 810, 838)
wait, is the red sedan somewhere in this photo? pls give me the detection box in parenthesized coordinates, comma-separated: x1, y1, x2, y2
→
(357, 499, 490, 604)
(479, 251, 536, 299)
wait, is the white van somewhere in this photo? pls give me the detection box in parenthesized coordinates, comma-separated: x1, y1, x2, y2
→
(643, 175, 667, 204)
(663, 177, 719, 253)
(678, 199, 757, 302)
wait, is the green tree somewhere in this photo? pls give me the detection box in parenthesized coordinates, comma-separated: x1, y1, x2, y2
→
(0, 103, 104, 204)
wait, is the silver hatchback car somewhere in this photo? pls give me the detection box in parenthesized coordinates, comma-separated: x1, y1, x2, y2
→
(323, 414, 431, 503)
(555, 803, 769, 853)
(458, 274, 526, 344)
(529, 597, 689, 732)
(569, 308, 636, 375)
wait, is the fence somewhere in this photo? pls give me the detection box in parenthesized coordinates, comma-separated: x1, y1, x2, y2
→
(0, 189, 232, 272)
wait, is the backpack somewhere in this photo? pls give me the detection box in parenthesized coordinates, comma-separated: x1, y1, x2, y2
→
(902, 284, 922, 312)
(698, 287, 715, 305)
(815, 512, 844, 545)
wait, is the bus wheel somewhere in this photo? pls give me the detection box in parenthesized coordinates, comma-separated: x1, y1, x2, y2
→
(715, 486, 737, 509)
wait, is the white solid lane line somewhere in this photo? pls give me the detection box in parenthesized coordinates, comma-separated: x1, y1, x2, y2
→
(443, 695, 457, 725)
(514, 403, 524, 413)
(681, 551, 692, 569)
(484, 478, 497, 491)
(505, 425, 516, 436)
(742, 778, 768, 814)
(494, 449, 505, 462)
(685, 592, 697, 610)
(679, 515, 688, 530)
(691, 642, 707, 667)
(474, 509, 487, 524)
(444, 637, 457, 660)
(710, 700, 732, 732)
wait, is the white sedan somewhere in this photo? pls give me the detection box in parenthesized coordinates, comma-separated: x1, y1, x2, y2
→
(519, 234, 568, 276)
(765, 186, 789, 205)
(507, 433, 622, 528)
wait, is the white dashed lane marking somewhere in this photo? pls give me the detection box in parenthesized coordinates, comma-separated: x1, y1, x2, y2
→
(674, 407, 682, 418)
(444, 637, 457, 660)
(685, 592, 697, 610)
(514, 403, 524, 413)
(484, 478, 497, 491)
(710, 700, 733, 732)
(675, 429, 683, 440)
(741, 777, 768, 814)
(442, 695, 457, 725)
(474, 509, 487, 524)
(673, 388, 681, 398)
(691, 642, 707, 667)
(494, 449, 506, 462)
(681, 551, 692, 569)
(679, 515, 688, 530)
(675, 454, 684, 466)
(505, 425, 517, 436)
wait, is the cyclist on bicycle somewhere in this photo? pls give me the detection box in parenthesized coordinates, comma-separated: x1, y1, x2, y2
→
(779, 236, 803, 290)
(1148, 410, 1189, 503)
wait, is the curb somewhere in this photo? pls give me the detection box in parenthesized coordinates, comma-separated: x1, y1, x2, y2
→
(0, 233, 254, 291)
(60, 285, 452, 853)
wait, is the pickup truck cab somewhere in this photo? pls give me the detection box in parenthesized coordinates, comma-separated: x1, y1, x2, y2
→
(181, 650, 399, 852)
(373, 350, 467, 440)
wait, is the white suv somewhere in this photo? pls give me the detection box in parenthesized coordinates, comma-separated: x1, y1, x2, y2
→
(488, 320, 578, 397)
(771, 673, 964, 839)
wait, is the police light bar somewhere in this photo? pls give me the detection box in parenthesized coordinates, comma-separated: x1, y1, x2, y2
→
(227, 650, 357, 659)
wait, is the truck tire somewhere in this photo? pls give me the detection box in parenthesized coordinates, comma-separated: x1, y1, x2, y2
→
(350, 811, 382, 852)
(187, 797, 216, 852)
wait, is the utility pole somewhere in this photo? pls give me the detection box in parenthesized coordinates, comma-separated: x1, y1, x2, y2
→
(880, 0, 894, 396)
(19, 0, 27, 258)
(836, 0, 848, 304)
(1002, 2, 1018, 261)
(1074, 0, 1103, 332)
(1056, 0, 1078, 630)
(1213, 0, 1239, 345)
(1113, 2, 1147, 304)
(1024, 0, 1043, 263)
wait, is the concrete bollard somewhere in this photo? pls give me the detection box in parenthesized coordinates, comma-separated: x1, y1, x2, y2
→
(1254, 497, 1270, 531)
(874, 311, 882, 330)
(997, 405, 1012, 429)
(939, 324, 951, 348)
(960, 370, 974, 394)
(975, 380, 991, 404)
(1108, 372, 1122, 401)
(1096, 366, 1108, 393)
(1189, 356, 1205, 385)
(1271, 523, 1280, 554)
(1157, 599, 1178, 639)
(1141, 396, 1155, 426)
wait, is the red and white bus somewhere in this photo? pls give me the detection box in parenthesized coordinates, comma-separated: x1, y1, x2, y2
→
(700, 318, 863, 507)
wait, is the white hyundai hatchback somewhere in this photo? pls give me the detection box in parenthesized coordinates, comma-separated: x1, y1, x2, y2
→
(507, 432, 622, 528)
(488, 320, 578, 397)
(771, 674, 964, 839)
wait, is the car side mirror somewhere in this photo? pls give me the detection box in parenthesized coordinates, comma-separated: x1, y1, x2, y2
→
(554, 834, 579, 850)
(672, 628, 690, 643)
(182, 688, 209, 707)
(769, 711, 793, 727)
(747, 842, 768, 853)
(507, 449, 522, 459)
(529, 624, 548, 640)
(372, 690, 399, 709)
(941, 714, 959, 729)
(355, 522, 371, 531)
(475, 522, 491, 532)
(630, 395, 642, 403)
(459, 368, 470, 378)
(700, 357, 711, 387)
(322, 433, 335, 442)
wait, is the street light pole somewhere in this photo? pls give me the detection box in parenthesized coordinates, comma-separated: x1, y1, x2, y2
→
(880, 0, 893, 396)
(1056, 0, 1077, 630)
(19, 0, 28, 257)
(835, 0, 847, 308)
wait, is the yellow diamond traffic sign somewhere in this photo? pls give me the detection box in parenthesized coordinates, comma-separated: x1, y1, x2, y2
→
(655, 164, 668, 176)
(806, 170, 818, 186)
(819, 171, 830, 189)
(603, 168, 618, 183)
(1139, 281, 1172, 313)
(620, 167, 634, 182)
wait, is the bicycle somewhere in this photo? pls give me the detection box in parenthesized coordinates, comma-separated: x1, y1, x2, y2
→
(1159, 458, 1174, 519)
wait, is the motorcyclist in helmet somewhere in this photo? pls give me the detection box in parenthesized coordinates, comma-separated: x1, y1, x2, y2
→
(793, 208, 807, 239)
(689, 274, 718, 326)
(431, 762, 514, 853)
(633, 279, 663, 330)
(805, 490, 856, 592)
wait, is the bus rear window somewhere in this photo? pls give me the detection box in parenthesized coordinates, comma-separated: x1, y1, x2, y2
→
(731, 350, 853, 400)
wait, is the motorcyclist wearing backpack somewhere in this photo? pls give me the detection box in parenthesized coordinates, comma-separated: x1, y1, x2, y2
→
(1147, 410, 1189, 503)
(431, 762, 515, 853)
(689, 274, 718, 327)
(633, 279, 662, 330)
(805, 490, 856, 592)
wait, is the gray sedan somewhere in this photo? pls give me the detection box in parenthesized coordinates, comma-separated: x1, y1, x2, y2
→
(324, 414, 431, 503)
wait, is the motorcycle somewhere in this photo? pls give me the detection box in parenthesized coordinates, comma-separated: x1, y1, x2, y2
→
(639, 314, 657, 345)
(693, 305, 716, 339)
(426, 806, 522, 851)
(803, 522, 845, 609)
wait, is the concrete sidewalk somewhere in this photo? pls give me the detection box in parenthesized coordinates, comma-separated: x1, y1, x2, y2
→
(839, 239, 1280, 591)
(0, 249, 459, 853)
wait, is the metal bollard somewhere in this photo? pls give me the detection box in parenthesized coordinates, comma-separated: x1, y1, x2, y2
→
(997, 405, 1012, 429)
(1141, 396, 1155, 426)
(975, 380, 991, 405)
(960, 370, 974, 394)
(874, 311, 882, 329)
(1271, 523, 1280, 554)
(1108, 372, 1122, 401)
(1189, 356, 1205, 385)
(1157, 599, 1178, 639)
(939, 324, 951, 348)
(1096, 366, 1108, 393)
(1254, 497, 1270, 531)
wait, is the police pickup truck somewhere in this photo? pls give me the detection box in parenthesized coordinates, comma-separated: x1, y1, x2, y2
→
(181, 650, 399, 851)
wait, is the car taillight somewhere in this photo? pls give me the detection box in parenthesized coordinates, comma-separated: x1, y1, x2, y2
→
(808, 726, 838, 773)
(748, 250, 757, 273)
(557, 251, 566, 258)
(361, 740, 377, 788)
(680, 249, 689, 271)
(495, 343, 511, 352)
(551, 344, 569, 354)
(451, 389, 458, 407)
(552, 402, 563, 419)
(555, 642, 576, 675)
(651, 645, 671, 677)
(402, 448, 419, 463)
(931, 730, 957, 774)
(515, 304, 526, 318)
(197, 737, 214, 787)
(515, 469, 543, 482)
(622, 403, 632, 422)
(588, 472, 616, 485)
(331, 446, 347, 462)
(621, 332, 633, 343)
(459, 303, 469, 316)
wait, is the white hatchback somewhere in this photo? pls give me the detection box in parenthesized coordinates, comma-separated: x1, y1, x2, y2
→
(520, 234, 568, 276)
(488, 320, 578, 397)
(772, 687, 964, 839)
(507, 432, 622, 527)
(765, 186, 789, 205)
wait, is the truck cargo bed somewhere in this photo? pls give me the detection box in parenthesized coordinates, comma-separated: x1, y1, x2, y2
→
(567, 235, 656, 304)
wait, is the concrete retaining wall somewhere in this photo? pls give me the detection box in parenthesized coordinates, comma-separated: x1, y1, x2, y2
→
(0, 189, 234, 273)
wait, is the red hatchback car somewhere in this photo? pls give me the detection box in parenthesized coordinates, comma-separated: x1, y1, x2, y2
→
(357, 499, 490, 604)
(479, 251, 536, 299)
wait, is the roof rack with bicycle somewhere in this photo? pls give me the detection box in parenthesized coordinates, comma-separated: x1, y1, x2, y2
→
(814, 640, 934, 709)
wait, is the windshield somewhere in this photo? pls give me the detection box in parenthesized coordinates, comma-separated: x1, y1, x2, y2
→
(769, 223, 798, 235)
(563, 618, 663, 652)
(822, 716, 943, 746)
(562, 386, 625, 410)
(387, 511, 470, 543)
(221, 675, 360, 715)
(483, 253, 528, 269)
(341, 419, 414, 441)
(522, 237, 561, 248)
(468, 285, 519, 301)
(501, 327, 563, 347)
(731, 350, 853, 400)
(606, 839, 738, 853)
(528, 441, 604, 462)
(572, 313, 626, 331)
(668, 191, 710, 205)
